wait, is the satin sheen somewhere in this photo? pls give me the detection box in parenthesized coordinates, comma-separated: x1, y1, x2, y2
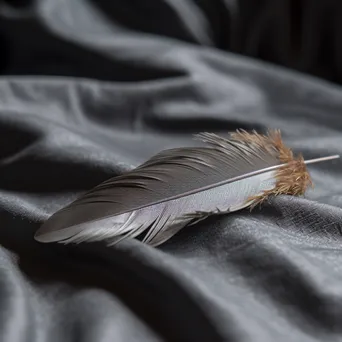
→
(1, 1, 342, 341)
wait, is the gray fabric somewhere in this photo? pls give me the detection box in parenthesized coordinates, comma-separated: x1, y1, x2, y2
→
(1, 1, 342, 341)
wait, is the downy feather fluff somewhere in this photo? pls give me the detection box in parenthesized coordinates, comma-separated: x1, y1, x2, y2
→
(35, 130, 315, 247)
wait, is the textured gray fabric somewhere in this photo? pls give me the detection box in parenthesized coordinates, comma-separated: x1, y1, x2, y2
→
(1, 1, 342, 341)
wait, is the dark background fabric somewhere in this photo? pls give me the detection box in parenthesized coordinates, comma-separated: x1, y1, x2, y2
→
(1, 1, 342, 341)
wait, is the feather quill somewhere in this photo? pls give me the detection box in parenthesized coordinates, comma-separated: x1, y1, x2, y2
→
(34, 130, 339, 247)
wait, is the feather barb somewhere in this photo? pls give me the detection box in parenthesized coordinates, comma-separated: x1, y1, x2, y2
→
(230, 129, 313, 206)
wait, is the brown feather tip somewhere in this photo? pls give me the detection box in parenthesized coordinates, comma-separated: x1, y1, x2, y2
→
(230, 129, 313, 206)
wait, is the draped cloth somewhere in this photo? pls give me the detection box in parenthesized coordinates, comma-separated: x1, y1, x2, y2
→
(1, 1, 342, 341)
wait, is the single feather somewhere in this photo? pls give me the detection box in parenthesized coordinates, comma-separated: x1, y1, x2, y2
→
(34, 129, 339, 247)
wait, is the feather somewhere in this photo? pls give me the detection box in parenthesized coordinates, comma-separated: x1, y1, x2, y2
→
(34, 129, 339, 247)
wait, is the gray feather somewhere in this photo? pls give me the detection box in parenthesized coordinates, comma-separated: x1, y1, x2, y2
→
(34, 133, 281, 247)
